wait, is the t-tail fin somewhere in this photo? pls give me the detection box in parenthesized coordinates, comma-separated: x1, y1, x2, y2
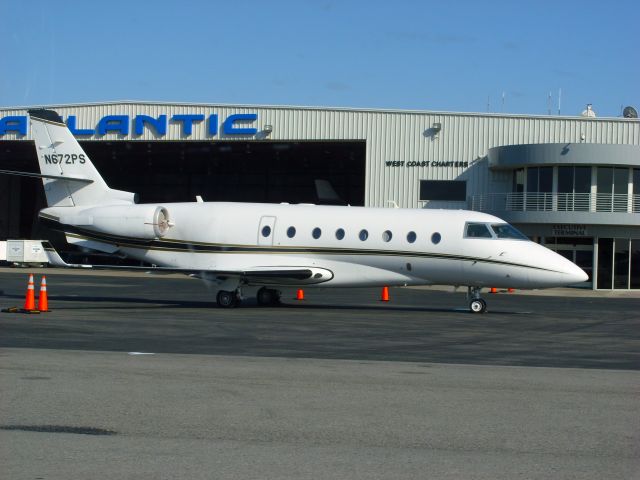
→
(28, 109, 136, 207)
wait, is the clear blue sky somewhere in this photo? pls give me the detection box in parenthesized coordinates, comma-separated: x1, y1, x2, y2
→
(1, 0, 638, 117)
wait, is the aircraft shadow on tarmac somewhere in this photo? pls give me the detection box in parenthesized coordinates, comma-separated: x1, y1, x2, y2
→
(0, 293, 529, 315)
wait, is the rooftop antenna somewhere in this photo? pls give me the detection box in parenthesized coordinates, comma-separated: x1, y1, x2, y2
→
(547, 92, 552, 115)
(558, 88, 562, 116)
(486, 95, 491, 112)
(501, 91, 506, 112)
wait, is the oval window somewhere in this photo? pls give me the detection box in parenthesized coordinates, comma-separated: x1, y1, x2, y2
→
(286, 226, 296, 238)
(261, 225, 271, 237)
(359, 229, 369, 241)
(335, 228, 345, 240)
(431, 232, 441, 244)
(406, 231, 417, 243)
(312, 227, 322, 239)
(382, 230, 392, 242)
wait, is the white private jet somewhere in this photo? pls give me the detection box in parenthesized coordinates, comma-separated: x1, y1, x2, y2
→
(1, 109, 587, 313)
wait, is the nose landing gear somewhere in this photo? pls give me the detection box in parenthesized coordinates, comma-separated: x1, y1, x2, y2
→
(216, 289, 241, 308)
(467, 287, 487, 314)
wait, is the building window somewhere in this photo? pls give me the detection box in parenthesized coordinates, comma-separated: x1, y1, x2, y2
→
(631, 240, 640, 288)
(634, 169, 640, 213)
(557, 166, 591, 211)
(597, 238, 613, 289)
(597, 167, 629, 212)
(525, 167, 553, 211)
(512, 168, 524, 193)
(419, 180, 466, 201)
(614, 238, 630, 289)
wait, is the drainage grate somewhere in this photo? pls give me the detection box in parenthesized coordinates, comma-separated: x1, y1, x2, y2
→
(1, 425, 117, 436)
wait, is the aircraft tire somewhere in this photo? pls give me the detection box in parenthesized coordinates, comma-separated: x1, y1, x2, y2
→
(257, 287, 280, 306)
(469, 298, 487, 314)
(217, 290, 238, 308)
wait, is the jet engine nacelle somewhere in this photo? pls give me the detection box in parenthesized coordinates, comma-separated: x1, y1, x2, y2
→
(64, 205, 172, 240)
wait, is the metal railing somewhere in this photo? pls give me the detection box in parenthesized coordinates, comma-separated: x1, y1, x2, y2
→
(470, 193, 640, 214)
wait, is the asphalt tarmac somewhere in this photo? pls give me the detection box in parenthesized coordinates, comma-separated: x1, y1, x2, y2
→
(1, 270, 639, 479)
(0, 270, 638, 369)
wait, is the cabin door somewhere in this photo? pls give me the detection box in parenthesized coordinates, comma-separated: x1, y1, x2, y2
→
(258, 216, 277, 246)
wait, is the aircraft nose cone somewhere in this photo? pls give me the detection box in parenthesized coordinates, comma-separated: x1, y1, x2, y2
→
(557, 255, 589, 284)
(568, 263, 589, 284)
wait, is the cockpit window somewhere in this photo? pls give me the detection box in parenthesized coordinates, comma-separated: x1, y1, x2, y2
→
(465, 223, 493, 238)
(490, 224, 529, 240)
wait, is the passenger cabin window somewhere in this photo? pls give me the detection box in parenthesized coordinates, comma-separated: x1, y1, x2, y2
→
(431, 232, 441, 244)
(312, 227, 322, 239)
(261, 225, 272, 237)
(287, 226, 296, 238)
(359, 229, 369, 241)
(465, 223, 493, 238)
(407, 231, 417, 243)
(335, 228, 345, 240)
(382, 230, 392, 242)
(490, 224, 529, 240)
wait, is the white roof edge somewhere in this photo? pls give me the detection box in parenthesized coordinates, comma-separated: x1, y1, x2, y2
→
(0, 99, 638, 122)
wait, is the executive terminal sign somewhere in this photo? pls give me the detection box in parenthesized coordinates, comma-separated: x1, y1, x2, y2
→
(0, 113, 259, 137)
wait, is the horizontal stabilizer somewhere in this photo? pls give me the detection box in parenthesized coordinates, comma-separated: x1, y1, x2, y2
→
(0, 169, 94, 183)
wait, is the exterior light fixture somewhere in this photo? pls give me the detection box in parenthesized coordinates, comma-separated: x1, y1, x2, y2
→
(263, 124, 273, 134)
(429, 122, 442, 139)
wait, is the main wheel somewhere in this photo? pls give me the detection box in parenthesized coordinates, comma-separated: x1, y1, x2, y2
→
(469, 298, 487, 314)
(257, 287, 280, 306)
(217, 290, 238, 308)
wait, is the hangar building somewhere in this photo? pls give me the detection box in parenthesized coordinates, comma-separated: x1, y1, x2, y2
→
(1, 101, 639, 289)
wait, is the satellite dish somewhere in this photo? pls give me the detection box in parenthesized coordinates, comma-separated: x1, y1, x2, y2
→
(623, 106, 638, 118)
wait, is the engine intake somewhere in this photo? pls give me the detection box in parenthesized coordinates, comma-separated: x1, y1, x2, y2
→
(72, 205, 172, 240)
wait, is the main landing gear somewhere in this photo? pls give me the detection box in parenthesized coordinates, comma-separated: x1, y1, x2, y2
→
(256, 287, 281, 306)
(216, 287, 282, 308)
(467, 287, 487, 314)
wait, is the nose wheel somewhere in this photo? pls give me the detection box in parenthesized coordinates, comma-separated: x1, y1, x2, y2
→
(467, 287, 487, 314)
(469, 298, 487, 313)
(217, 289, 241, 308)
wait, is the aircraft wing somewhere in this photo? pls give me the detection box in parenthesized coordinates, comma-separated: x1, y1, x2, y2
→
(42, 241, 333, 285)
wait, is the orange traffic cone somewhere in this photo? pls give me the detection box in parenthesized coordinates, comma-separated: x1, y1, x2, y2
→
(38, 276, 50, 312)
(507, 288, 515, 293)
(381, 286, 390, 302)
(23, 274, 36, 311)
(489, 287, 498, 294)
(296, 289, 305, 300)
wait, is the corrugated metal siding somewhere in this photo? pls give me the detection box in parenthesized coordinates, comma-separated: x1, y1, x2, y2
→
(1, 102, 639, 208)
